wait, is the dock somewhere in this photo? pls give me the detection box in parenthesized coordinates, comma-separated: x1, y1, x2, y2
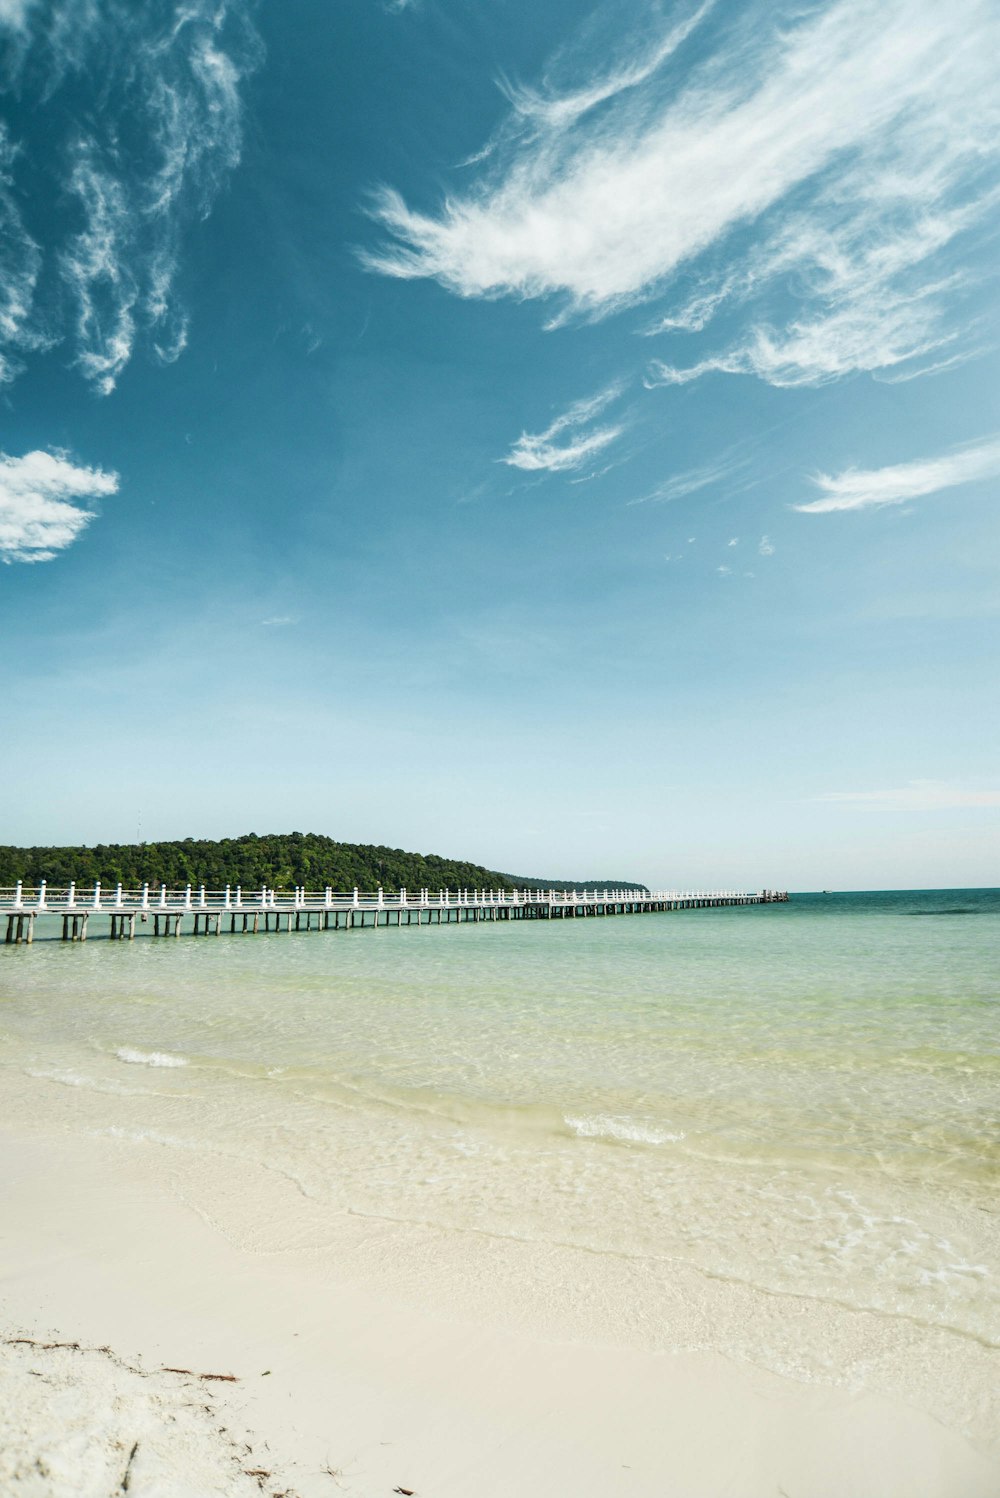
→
(2, 882, 788, 944)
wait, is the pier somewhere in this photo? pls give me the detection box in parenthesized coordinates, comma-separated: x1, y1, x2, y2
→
(2, 883, 787, 945)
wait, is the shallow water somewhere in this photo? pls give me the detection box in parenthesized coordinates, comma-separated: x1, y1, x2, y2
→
(2, 890, 998, 1365)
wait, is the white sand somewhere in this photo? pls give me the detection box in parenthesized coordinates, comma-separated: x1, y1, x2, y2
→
(0, 1337, 295, 1497)
(2, 1125, 998, 1498)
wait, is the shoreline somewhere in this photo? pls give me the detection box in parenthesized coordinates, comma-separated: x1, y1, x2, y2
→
(2, 1120, 998, 1497)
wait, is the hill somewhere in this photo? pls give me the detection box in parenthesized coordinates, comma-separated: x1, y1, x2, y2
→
(506, 875, 649, 894)
(0, 833, 647, 895)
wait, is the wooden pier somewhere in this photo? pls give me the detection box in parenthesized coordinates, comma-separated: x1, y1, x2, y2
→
(1, 882, 788, 945)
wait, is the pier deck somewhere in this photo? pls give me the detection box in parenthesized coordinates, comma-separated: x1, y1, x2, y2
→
(2, 883, 788, 944)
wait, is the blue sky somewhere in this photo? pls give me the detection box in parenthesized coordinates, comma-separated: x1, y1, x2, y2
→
(1, 0, 998, 889)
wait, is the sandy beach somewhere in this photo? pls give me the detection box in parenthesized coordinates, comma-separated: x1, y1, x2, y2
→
(3, 1112, 999, 1498)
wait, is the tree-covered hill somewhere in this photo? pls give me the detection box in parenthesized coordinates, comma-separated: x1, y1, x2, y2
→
(0, 832, 648, 894)
(508, 875, 649, 894)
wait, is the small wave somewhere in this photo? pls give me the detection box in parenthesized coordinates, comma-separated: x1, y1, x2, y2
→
(116, 1047, 188, 1068)
(909, 908, 979, 916)
(566, 1113, 686, 1146)
(25, 1067, 141, 1097)
(27, 1067, 99, 1089)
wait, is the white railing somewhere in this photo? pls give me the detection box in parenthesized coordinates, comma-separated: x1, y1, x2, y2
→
(0, 883, 767, 912)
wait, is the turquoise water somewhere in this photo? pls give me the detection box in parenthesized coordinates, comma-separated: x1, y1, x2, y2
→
(2, 890, 998, 1370)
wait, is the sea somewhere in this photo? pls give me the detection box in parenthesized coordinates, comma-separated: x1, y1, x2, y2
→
(2, 889, 998, 1435)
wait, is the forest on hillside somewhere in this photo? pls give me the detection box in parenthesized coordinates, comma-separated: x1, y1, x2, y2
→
(0, 832, 648, 894)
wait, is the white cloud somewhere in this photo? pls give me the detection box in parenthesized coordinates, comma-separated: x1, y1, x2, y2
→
(60, 157, 139, 396)
(0, 125, 45, 382)
(0, 449, 118, 563)
(505, 426, 621, 474)
(0, 0, 36, 30)
(500, 1, 713, 133)
(795, 436, 1000, 514)
(727, 536, 738, 546)
(627, 456, 742, 506)
(758, 534, 774, 555)
(817, 780, 1000, 810)
(502, 384, 624, 472)
(648, 166, 999, 386)
(648, 296, 955, 389)
(873, 349, 984, 385)
(261, 616, 296, 626)
(0, 0, 261, 393)
(365, 0, 999, 386)
(365, 2, 997, 300)
(644, 275, 741, 334)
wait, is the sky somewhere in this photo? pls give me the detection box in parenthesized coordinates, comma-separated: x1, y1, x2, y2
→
(1, 0, 999, 891)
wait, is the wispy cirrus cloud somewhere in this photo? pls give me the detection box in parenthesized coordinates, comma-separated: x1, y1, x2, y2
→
(499, 0, 713, 133)
(364, 0, 1000, 386)
(646, 184, 996, 387)
(795, 436, 1000, 514)
(0, 0, 36, 32)
(502, 385, 624, 473)
(817, 780, 1000, 810)
(0, 0, 261, 394)
(627, 455, 743, 506)
(0, 124, 44, 384)
(0, 449, 118, 563)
